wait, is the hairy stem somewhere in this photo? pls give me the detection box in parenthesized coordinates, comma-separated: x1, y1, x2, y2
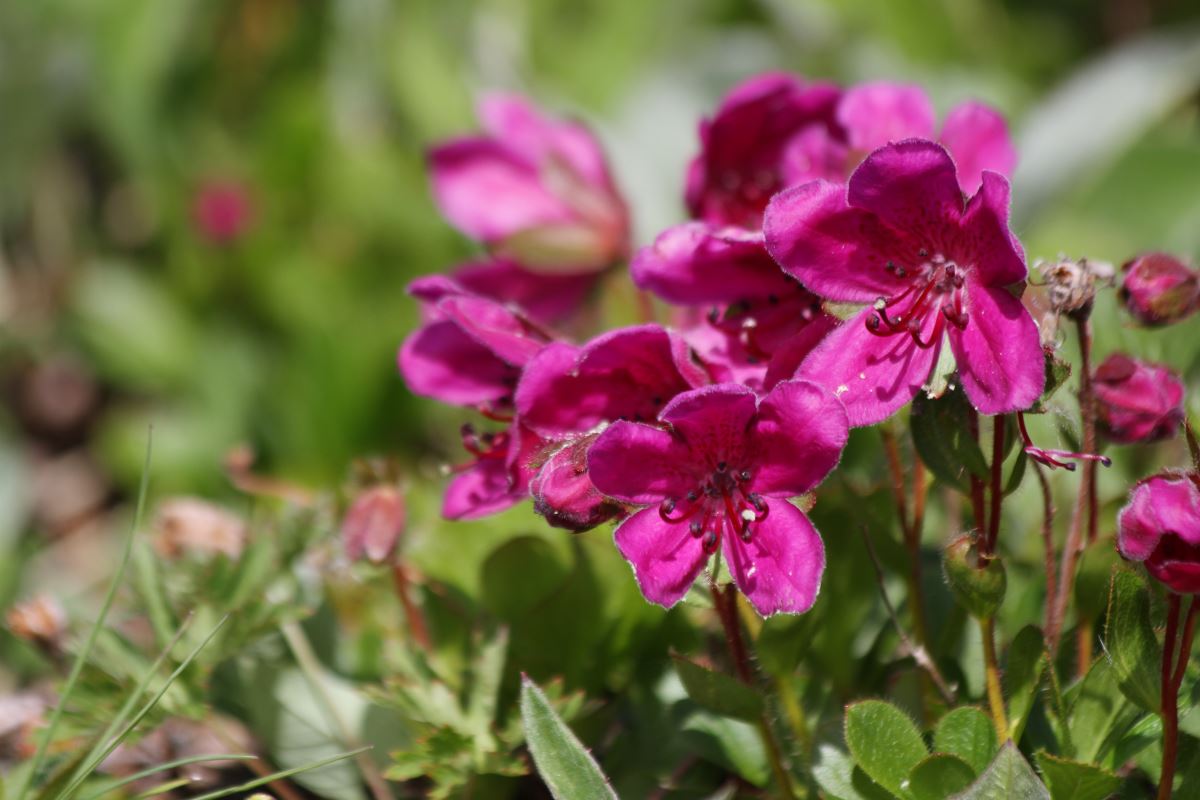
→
(979, 616, 1009, 741)
(987, 416, 1006, 554)
(1049, 319, 1098, 657)
(711, 582, 794, 799)
(967, 410, 988, 564)
(1159, 595, 1184, 800)
(391, 562, 431, 651)
(881, 425, 932, 650)
(1032, 461, 1059, 636)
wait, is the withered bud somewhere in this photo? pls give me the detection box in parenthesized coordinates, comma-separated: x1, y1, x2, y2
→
(6, 595, 67, 652)
(1119, 251, 1200, 327)
(342, 485, 406, 564)
(153, 498, 247, 560)
(1037, 255, 1114, 322)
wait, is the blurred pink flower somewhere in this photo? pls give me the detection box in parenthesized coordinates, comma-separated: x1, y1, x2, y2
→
(1119, 252, 1200, 327)
(1094, 353, 1185, 444)
(342, 485, 406, 564)
(1118, 473, 1200, 594)
(192, 180, 253, 245)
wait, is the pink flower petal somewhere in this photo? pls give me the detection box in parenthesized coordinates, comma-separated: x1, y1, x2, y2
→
(847, 140, 965, 237)
(1118, 475, 1200, 562)
(478, 93, 613, 190)
(750, 380, 848, 497)
(796, 308, 941, 427)
(946, 285, 1044, 416)
(428, 138, 571, 242)
(443, 457, 522, 520)
(435, 295, 546, 366)
(660, 384, 759, 463)
(939, 101, 1017, 195)
(838, 82, 936, 152)
(398, 320, 518, 406)
(959, 172, 1026, 287)
(613, 507, 710, 609)
(724, 498, 825, 616)
(452, 260, 597, 324)
(632, 223, 795, 305)
(764, 180, 911, 304)
(587, 421, 696, 505)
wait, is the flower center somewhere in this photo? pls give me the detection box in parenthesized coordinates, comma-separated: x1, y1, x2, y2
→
(707, 292, 822, 362)
(865, 253, 970, 348)
(657, 462, 768, 555)
(447, 424, 509, 474)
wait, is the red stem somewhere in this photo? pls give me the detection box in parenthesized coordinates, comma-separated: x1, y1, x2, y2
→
(391, 563, 432, 651)
(1032, 461, 1059, 637)
(987, 416, 1006, 554)
(1159, 594, 1184, 800)
(967, 410, 988, 564)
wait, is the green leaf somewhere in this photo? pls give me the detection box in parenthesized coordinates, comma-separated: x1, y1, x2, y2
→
(911, 390, 989, 492)
(1034, 752, 1122, 800)
(671, 654, 764, 723)
(950, 742, 1050, 799)
(1104, 567, 1161, 711)
(1003, 449, 1027, 496)
(1029, 351, 1072, 415)
(908, 754, 977, 800)
(1067, 659, 1139, 766)
(934, 707, 999, 775)
(845, 700, 928, 798)
(1005, 626, 1050, 744)
(520, 675, 616, 800)
(812, 745, 894, 800)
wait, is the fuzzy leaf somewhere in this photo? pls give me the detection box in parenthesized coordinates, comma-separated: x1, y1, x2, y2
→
(1005, 626, 1050, 743)
(911, 390, 989, 492)
(1034, 752, 1122, 800)
(812, 744, 894, 800)
(1029, 350, 1072, 414)
(672, 654, 764, 723)
(1067, 659, 1139, 766)
(520, 675, 616, 800)
(908, 754, 977, 800)
(1104, 567, 1161, 711)
(935, 707, 998, 775)
(950, 743, 1050, 799)
(845, 700, 928, 798)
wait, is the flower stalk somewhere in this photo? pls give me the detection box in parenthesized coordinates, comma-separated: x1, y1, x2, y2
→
(1158, 595, 1198, 800)
(979, 616, 1009, 740)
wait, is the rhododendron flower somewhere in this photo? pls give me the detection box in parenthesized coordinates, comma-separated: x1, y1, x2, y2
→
(685, 73, 844, 229)
(342, 486, 406, 564)
(838, 82, 1017, 194)
(429, 93, 628, 274)
(516, 325, 709, 530)
(1119, 252, 1200, 327)
(1118, 473, 1200, 594)
(1093, 354, 1185, 445)
(633, 224, 838, 390)
(398, 275, 551, 412)
(765, 139, 1043, 426)
(588, 381, 848, 616)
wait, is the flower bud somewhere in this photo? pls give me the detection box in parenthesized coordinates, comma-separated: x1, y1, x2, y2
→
(192, 180, 253, 245)
(1119, 252, 1200, 327)
(1093, 353, 1184, 445)
(531, 436, 622, 532)
(942, 535, 1007, 619)
(1118, 473, 1200, 594)
(342, 485, 406, 564)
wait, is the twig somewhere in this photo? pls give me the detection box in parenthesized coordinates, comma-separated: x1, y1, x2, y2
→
(859, 528, 956, 704)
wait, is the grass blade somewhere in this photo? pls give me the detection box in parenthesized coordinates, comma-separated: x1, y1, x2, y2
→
(15, 432, 154, 800)
(187, 747, 372, 800)
(78, 754, 257, 800)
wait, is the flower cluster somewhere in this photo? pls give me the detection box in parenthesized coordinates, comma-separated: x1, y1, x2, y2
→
(399, 77, 1187, 617)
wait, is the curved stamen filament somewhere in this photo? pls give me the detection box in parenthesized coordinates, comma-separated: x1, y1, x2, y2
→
(1017, 412, 1112, 471)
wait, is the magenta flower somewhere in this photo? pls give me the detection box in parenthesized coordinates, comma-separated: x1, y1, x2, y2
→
(429, 94, 628, 274)
(192, 180, 253, 245)
(1118, 473, 1200, 594)
(449, 259, 596, 326)
(516, 325, 710, 530)
(764, 140, 1044, 426)
(633, 224, 839, 390)
(1094, 354, 1185, 445)
(442, 421, 542, 520)
(398, 276, 551, 412)
(837, 82, 1017, 194)
(685, 73, 845, 228)
(587, 381, 848, 616)
(1119, 252, 1200, 327)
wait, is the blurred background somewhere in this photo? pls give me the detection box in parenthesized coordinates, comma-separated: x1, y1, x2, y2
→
(2, 0, 1200, 795)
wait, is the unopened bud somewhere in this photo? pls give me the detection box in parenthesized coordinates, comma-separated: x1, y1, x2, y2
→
(942, 535, 1006, 620)
(530, 436, 622, 532)
(1093, 353, 1184, 444)
(342, 485, 406, 564)
(1119, 252, 1200, 327)
(1037, 256, 1114, 322)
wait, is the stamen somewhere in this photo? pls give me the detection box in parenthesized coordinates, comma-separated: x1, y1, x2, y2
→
(1017, 412, 1112, 471)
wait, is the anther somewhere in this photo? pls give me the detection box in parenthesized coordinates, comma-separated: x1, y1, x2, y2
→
(738, 470, 751, 482)
(686, 490, 698, 502)
(716, 461, 727, 472)
(689, 521, 703, 537)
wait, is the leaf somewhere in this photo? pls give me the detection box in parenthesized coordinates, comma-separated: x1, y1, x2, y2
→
(1104, 568, 1161, 712)
(935, 707, 999, 775)
(1003, 450, 1027, 496)
(811, 745, 894, 800)
(1005, 626, 1050, 744)
(1029, 351, 1072, 415)
(671, 654, 764, 723)
(1067, 659, 1139, 766)
(908, 754, 977, 800)
(520, 675, 616, 800)
(1034, 752, 1122, 800)
(911, 390, 989, 492)
(1075, 542, 1119, 624)
(950, 743, 1050, 800)
(845, 700, 928, 798)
